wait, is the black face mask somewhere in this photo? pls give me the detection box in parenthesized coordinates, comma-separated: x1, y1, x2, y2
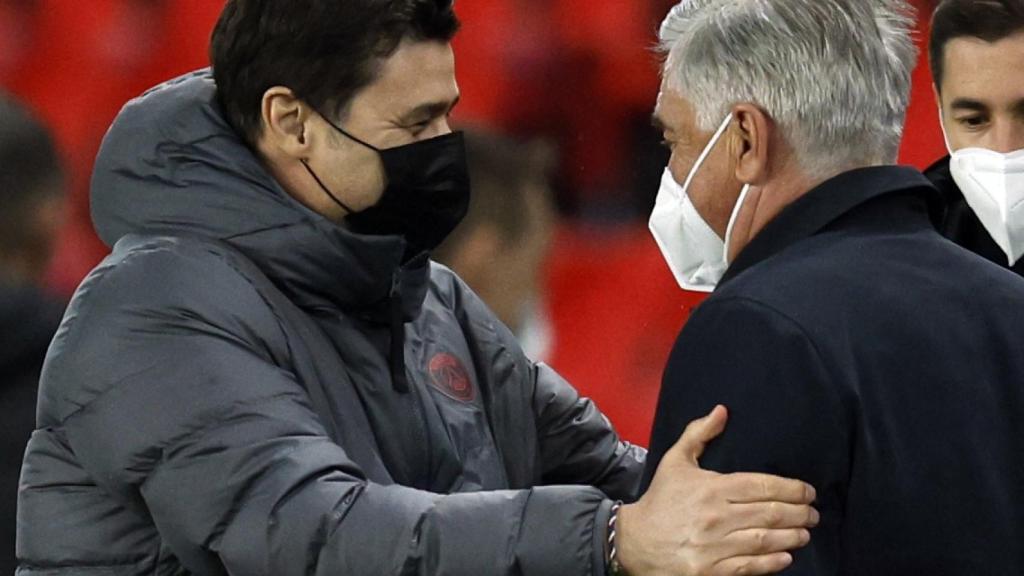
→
(301, 116, 471, 258)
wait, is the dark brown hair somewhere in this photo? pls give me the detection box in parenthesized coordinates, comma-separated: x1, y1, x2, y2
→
(210, 0, 460, 145)
(930, 0, 1024, 91)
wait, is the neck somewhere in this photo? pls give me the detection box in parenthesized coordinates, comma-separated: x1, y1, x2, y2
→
(727, 166, 837, 262)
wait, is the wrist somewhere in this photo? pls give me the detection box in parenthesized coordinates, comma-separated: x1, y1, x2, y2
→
(606, 500, 625, 575)
(613, 502, 641, 575)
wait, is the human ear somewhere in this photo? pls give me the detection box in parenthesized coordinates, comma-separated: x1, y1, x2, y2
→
(731, 103, 772, 185)
(260, 86, 312, 158)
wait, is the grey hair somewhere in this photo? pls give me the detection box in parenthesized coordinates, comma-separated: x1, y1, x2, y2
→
(659, 0, 918, 179)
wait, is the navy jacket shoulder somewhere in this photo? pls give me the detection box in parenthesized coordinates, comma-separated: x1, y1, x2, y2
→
(645, 166, 1024, 574)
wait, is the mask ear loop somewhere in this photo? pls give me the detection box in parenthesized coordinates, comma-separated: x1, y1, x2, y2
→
(319, 112, 381, 152)
(301, 158, 357, 215)
(685, 113, 750, 263)
(723, 184, 752, 263)
(299, 108, 383, 215)
(681, 113, 735, 193)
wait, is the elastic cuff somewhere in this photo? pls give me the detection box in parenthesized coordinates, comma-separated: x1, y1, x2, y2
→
(591, 499, 616, 576)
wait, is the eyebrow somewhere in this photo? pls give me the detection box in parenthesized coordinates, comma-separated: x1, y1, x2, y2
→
(400, 95, 461, 125)
(949, 98, 991, 113)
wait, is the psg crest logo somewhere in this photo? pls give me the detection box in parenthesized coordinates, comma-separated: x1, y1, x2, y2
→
(428, 353, 475, 402)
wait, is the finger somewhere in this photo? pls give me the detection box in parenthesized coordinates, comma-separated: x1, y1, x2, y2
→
(711, 552, 794, 576)
(719, 527, 810, 558)
(670, 405, 729, 464)
(722, 472, 817, 504)
(721, 502, 820, 534)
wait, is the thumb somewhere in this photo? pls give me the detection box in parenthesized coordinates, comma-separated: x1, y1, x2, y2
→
(669, 405, 729, 465)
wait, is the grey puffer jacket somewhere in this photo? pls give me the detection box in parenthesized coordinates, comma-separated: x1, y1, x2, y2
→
(17, 70, 645, 576)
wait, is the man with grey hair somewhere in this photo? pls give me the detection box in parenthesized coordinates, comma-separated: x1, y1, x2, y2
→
(639, 0, 1024, 573)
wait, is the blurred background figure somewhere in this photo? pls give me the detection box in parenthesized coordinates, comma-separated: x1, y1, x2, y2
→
(0, 90, 66, 575)
(434, 129, 558, 361)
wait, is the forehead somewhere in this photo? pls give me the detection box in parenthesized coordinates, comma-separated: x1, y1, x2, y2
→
(363, 39, 459, 113)
(942, 32, 1024, 104)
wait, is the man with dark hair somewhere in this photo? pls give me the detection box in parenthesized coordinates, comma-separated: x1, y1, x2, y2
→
(17, 1, 818, 575)
(0, 91, 66, 576)
(926, 0, 1024, 272)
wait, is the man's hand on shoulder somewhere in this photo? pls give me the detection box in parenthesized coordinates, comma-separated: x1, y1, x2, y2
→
(616, 406, 818, 576)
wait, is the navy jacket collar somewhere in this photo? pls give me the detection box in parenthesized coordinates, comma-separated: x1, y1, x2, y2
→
(718, 166, 942, 289)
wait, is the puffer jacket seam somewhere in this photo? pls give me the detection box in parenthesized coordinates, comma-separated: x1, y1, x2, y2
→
(51, 246, 164, 420)
(399, 498, 443, 576)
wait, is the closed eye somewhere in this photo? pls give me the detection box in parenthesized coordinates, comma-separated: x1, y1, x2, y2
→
(407, 119, 434, 136)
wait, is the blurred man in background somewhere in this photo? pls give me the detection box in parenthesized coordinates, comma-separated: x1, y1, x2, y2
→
(643, 0, 1024, 573)
(925, 0, 1024, 274)
(433, 129, 557, 361)
(0, 91, 65, 576)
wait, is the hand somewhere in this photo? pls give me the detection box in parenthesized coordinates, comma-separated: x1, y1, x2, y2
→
(616, 406, 818, 576)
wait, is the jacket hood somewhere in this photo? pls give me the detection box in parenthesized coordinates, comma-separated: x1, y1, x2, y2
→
(91, 69, 427, 318)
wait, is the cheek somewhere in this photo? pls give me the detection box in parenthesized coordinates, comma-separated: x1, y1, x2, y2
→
(341, 150, 388, 209)
(678, 154, 736, 233)
(1012, 121, 1024, 152)
(944, 124, 973, 151)
(667, 152, 691, 188)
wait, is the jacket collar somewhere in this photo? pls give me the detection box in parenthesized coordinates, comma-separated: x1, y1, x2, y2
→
(224, 218, 431, 322)
(923, 155, 963, 207)
(718, 165, 942, 289)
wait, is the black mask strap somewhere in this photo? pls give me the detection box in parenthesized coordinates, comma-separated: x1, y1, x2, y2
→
(321, 115, 381, 152)
(300, 159, 357, 215)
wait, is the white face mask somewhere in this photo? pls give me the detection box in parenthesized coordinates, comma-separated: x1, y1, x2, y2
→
(649, 113, 751, 292)
(941, 114, 1024, 266)
(949, 148, 1024, 266)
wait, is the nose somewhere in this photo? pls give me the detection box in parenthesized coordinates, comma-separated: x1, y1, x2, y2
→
(418, 117, 453, 141)
(437, 116, 453, 137)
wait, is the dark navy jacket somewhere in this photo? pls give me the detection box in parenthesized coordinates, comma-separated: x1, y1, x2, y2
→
(643, 166, 1024, 574)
